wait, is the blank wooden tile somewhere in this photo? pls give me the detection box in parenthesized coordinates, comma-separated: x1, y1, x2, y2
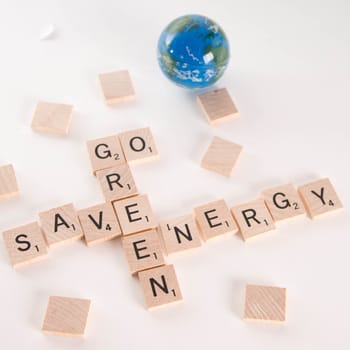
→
(113, 194, 157, 235)
(244, 284, 286, 323)
(96, 164, 138, 202)
(197, 88, 239, 125)
(298, 178, 343, 219)
(86, 135, 126, 174)
(261, 183, 306, 222)
(121, 229, 165, 274)
(78, 202, 122, 246)
(2, 222, 48, 268)
(118, 127, 159, 164)
(31, 101, 73, 135)
(201, 136, 242, 177)
(138, 264, 183, 310)
(99, 70, 135, 104)
(194, 199, 238, 240)
(39, 203, 84, 247)
(159, 214, 202, 255)
(231, 199, 276, 241)
(42, 296, 91, 336)
(0, 164, 19, 200)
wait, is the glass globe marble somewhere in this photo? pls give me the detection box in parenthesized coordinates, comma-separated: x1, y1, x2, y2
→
(157, 14, 230, 89)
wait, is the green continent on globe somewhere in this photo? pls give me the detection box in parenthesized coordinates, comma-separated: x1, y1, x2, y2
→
(166, 16, 195, 34)
(161, 52, 177, 78)
(157, 14, 230, 89)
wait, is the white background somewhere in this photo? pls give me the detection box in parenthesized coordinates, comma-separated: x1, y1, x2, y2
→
(0, 0, 349, 348)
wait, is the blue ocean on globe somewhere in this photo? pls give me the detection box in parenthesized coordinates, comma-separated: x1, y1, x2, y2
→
(157, 14, 230, 89)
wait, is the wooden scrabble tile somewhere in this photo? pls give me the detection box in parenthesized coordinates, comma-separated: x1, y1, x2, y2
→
(113, 194, 157, 235)
(138, 264, 183, 310)
(194, 199, 238, 240)
(261, 183, 306, 222)
(2, 222, 48, 268)
(201, 136, 242, 177)
(78, 202, 122, 246)
(39, 203, 84, 247)
(121, 229, 165, 274)
(42, 296, 91, 336)
(118, 127, 159, 164)
(197, 88, 239, 125)
(231, 199, 276, 241)
(298, 178, 343, 219)
(31, 101, 73, 135)
(244, 284, 286, 323)
(0, 164, 19, 200)
(86, 135, 126, 174)
(96, 164, 138, 202)
(159, 214, 202, 255)
(99, 70, 135, 104)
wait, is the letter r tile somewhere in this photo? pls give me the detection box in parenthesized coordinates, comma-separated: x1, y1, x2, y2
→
(231, 199, 276, 241)
(96, 164, 138, 202)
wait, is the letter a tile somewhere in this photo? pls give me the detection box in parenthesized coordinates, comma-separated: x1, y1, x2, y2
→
(39, 203, 84, 247)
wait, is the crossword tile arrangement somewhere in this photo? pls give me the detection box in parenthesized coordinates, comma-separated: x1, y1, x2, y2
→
(1, 126, 344, 317)
(0, 72, 345, 336)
